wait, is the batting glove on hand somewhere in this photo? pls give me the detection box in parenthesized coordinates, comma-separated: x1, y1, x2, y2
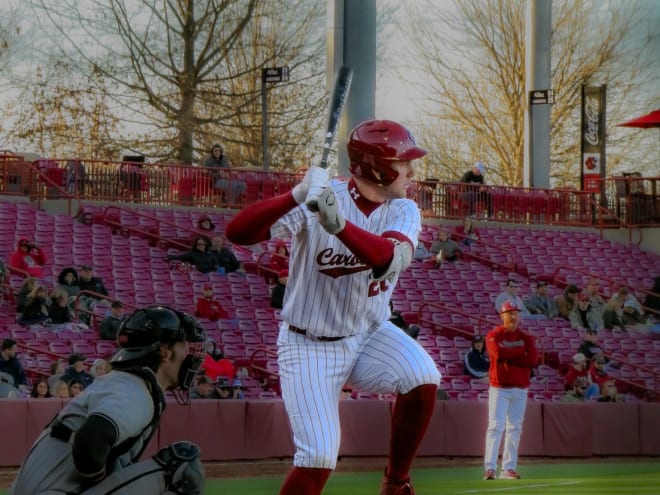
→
(291, 166, 329, 205)
(316, 187, 345, 235)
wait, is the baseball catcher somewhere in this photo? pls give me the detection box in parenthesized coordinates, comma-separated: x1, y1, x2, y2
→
(226, 119, 441, 495)
(10, 305, 206, 495)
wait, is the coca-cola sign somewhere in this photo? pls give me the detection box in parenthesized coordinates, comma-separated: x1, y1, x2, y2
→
(581, 85, 606, 192)
(584, 96, 600, 146)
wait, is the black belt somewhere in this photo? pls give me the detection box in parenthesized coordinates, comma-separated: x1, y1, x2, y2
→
(289, 325, 345, 342)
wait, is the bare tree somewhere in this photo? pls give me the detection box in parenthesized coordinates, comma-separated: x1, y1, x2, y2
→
(26, 0, 326, 166)
(402, 0, 656, 187)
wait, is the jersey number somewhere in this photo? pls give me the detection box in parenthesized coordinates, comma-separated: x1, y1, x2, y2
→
(368, 279, 390, 297)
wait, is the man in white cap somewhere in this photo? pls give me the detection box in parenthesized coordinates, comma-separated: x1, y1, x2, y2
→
(460, 161, 491, 216)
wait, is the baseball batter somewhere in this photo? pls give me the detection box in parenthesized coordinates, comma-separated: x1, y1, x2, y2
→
(483, 300, 538, 481)
(10, 306, 206, 495)
(226, 120, 440, 495)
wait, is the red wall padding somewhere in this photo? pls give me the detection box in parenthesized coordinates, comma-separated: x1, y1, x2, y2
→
(1, 399, 659, 468)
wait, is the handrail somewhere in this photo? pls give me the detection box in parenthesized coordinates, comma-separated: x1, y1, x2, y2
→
(30, 160, 83, 217)
(588, 194, 643, 246)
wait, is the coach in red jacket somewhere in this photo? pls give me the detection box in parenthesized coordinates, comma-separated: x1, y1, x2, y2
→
(483, 300, 539, 481)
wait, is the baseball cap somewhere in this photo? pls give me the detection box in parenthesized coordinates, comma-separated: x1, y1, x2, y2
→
(623, 300, 636, 308)
(474, 161, 485, 174)
(196, 375, 212, 385)
(566, 284, 580, 294)
(68, 353, 86, 365)
(578, 293, 590, 302)
(537, 281, 548, 287)
(111, 300, 123, 309)
(232, 379, 243, 388)
(572, 352, 587, 364)
(499, 301, 521, 314)
(472, 335, 484, 343)
(202, 283, 213, 291)
(80, 265, 93, 271)
(215, 376, 231, 388)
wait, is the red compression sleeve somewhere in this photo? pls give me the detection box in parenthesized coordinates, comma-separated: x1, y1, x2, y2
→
(225, 192, 298, 245)
(336, 222, 404, 272)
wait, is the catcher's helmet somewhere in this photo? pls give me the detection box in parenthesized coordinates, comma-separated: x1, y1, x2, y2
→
(112, 306, 205, 363)
(348, 120, 427, 186)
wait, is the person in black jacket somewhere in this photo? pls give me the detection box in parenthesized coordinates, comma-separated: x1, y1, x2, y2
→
(167, 236, 218, 274)
(460, 161, 492, 216)
(464, 334, 490, 381)
(61, 353, 94, 390)
(0, 339, 28, 391)
(210, 235, 242, 273)
(270, 270, 288, 309)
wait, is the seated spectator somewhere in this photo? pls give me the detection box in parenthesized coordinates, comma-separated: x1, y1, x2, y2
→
(564, 352, 599, 399)
(622, 300, 646, 327)
(555, 284, 580, 320)
(582, 278, 606, 315)
(270, 270, 288, 309)
(454, 215, 480, 247)
(569, 294, 604, 333)
(608, 287, 644, 318)
(195, 283, 230, 322)
(340, 386, 354, 400)
(203, 143, 247, 203)
(56, 267, 80, 306)
(602, 298, 626, 332)
(210, 235, 243, 274)
(463, 335, 489, 381)
(576, 329, 605, 361)
(389, 301, 421, 340)
(52, 379, 70, 399)
(30, 377, 52, 398)
(99, 300, 125, 340)
(47, 360, 66, 393)
(596, 380, 624, 402)
(168, 236, 218, 274)
(215, 376, 234, 400)
(523, 281, 558, 318)
(195, 213, 216, 239)
(231, 378, 245, 400)
(90, 358, 110, 378)
(61, 353, 94, 389)
(16, 276, 37, 313)
(430, 228, 462, 266)
(588, 354, 611, 389)
(268, 240, 290, 274)
(560, 376, 588, 403)
(644, 276, 660, 318)
(190, 374, 219, 399)
(494, 279, 531, 316)
(0, 338, 28, 392)
(18, 284, 51, 326)
(413, 241, 432, 261)
(9, 238, 47, 279)
(206, 339, 224, 361)
(48, 287, 73, 324)
(0, 372, 22, 398)
(77, 265, 110, 320)
(68, 379, 84, 398)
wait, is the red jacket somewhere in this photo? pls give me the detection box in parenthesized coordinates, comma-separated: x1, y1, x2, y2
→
(486, 325, 538, 389)
(9, 241, 47, 278)
(195, 297, 228, 322)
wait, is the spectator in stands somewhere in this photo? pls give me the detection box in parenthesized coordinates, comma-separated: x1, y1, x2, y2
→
(555, 284, 580, 320)
(588, 354, 611, 389)
(206, 339, 224, 361)
(389, 301, 421, 340)
(68, 379, 84, 398)
(430, 228, 462, 266)
(0, 339, 28, 392)
(560, 376, 588, 403)
(644, 276, 660, 317)
(99, 300, 125, 340)
(270, 269, 288, 310)
(30, 377, 52, 398)
(582, 278, 606, 315)
(65, 159, 87, 195)
(210, 235, 243, 274)
(9, 238, 47, 279)
(608, 287, 644, 318)
(215, 376, 233, 400)
(602, 298, 626, 332)
(413, 241, 432, 261)
(0, 372, 22, 398)
(195, 213, 216, 239)
(494, 279, 531, 316)
(61, 353, 94, 389)
(48, 360, 66, 394)
(622, 300, 646, 327)
(268, 240, 290, 274)
(90, 358, 110, 378)
(576, 329, 605, 361)
(168, 236, 218, 274)
(195, 283, 230, 322)
(48, 287, 73, 324)
(569, 294, 604, 333)
(77, 265, 109, 300)
(231, 378, 245, 399)
(16, 276, 37, 314)
(56, 267, 80, 305)
(461, 161, 492, 216)
(340, 386, 354, 400)
(564, 353, 598, 399)
(18, 284, 51, 326)
(53, 379, 70, 398)
(190, 374, 219, 399)
(454, 215, 480, 247)
(523, 281, 558, 318)
(596, 380, 624, 402)
(463, 335, 489, 381)
(204, 143, 246, 203)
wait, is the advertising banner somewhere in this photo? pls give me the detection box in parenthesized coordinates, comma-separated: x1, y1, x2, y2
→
(581, 85, 606, 192)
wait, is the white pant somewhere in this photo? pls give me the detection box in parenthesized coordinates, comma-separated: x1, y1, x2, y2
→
(484, 386, 527, 471)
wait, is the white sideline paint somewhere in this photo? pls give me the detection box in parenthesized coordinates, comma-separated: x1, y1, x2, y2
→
(457, 481, 583, 493)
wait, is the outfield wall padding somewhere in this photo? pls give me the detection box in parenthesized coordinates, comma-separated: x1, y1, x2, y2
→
(1, 399, 658, 467)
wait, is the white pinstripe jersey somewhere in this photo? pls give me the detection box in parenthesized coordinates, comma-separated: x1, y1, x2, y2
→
(271, 179, 421, 338)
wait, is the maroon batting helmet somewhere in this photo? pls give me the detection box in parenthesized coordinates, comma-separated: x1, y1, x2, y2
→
(347, 120, 427, 186)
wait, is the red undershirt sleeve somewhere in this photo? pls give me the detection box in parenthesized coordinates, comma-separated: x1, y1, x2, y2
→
(225, 192, 298, 245)
(337, 222, 407, 272)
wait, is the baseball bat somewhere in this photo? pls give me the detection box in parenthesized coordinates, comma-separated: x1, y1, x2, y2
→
(306, 65, 353, 212)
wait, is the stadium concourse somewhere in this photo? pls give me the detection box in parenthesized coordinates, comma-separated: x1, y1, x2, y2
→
(0, 164, 659, 467)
